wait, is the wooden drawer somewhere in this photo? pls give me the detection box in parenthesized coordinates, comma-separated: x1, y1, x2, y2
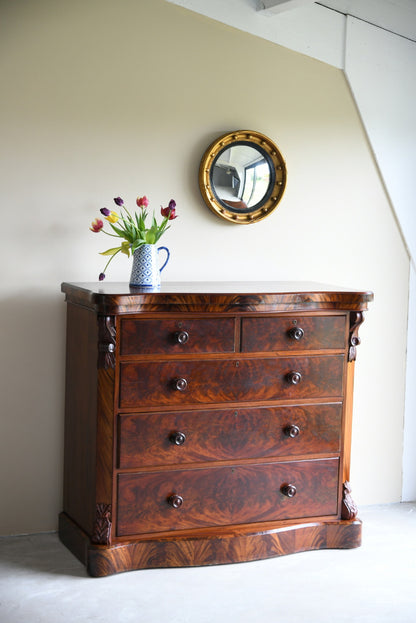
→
(116, 458, 339, 536)
(118, 403, 342, 468)
(119, 355, 344, 408)
(241, 315, 346, 352)
(120, 317, 235, 355)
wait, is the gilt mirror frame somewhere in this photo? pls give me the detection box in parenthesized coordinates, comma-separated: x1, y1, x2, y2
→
(199, 130, 287, 224)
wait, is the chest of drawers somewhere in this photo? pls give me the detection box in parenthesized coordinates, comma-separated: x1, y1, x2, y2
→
(59, 282, 372, 576)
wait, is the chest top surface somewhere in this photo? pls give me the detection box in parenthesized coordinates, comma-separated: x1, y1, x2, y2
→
(61, 281, 373, 314)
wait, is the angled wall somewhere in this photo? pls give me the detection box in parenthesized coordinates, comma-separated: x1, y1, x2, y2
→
(344, 17, 416, 501)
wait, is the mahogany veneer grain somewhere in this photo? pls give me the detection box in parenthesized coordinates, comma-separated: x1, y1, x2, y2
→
(59, 512, 362, 578)
(117, 459, 339, 535)
(120, 317, 236, 355)
(60, 282, 372, 576)
(119, 356, 344, 408)
(117, 403, 342, 468)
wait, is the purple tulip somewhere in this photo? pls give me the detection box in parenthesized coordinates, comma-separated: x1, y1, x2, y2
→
(113, 197, 124, 206)
(161, 199, 177, 220)
(99, 272, 105, 281)
(100, 208, 111, 216)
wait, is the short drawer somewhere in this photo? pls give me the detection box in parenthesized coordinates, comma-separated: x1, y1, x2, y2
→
(241, 315, 346, 352)
(116, 458, 340, 536)
(119, 355, 344, 408)
(118, 403, 342, 468)
(120, 317, 235, 355)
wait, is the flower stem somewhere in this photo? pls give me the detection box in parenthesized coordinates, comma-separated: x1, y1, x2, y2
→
(102, 230, 121, 238)
(102, 247, 122, 275)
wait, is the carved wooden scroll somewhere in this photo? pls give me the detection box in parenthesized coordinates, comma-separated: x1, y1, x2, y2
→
(341, 481, 358, 520)
(98, 316, 116, 369)
(91, 503, 112, 544)
(348, 311, 365, 362)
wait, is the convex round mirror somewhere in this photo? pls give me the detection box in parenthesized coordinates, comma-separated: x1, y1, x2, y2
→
(199, 130, 286, 224)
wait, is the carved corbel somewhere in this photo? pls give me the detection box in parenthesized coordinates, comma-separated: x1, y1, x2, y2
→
(348, 311, 365, 362)
(91, 503, 112, 545)
(341, 481, 358, 520)
(98, 315, 116, 369)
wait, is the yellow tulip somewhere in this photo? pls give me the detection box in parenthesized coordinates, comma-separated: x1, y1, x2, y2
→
(105, 211, 119, 223)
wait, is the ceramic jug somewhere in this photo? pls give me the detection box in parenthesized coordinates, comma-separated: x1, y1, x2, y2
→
(129, 244, 170, 288)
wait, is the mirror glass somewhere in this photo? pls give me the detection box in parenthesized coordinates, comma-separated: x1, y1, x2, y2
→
(211, 143, 274, 213)
(199, 130, 286, 224)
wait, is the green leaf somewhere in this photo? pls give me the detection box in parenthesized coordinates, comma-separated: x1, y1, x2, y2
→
(134, 208, 145, 227)
(121, 241, 131, 257)
(109, 223, 128, 238)
(154, 222, 170, 243)
(99, 246, 122, 256)
(145, 230, 156, 244)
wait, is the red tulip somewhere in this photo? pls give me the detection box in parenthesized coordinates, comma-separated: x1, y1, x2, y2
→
(161, 199, 177, 220)
(90, 218, 104, 233)
(136, 196, 149, 208)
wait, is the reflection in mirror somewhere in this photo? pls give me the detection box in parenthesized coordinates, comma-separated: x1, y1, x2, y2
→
(199, 131, 286, 224)
(212, 143, 273, 212)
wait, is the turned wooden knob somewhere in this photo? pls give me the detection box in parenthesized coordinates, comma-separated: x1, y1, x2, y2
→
(168, 494, 183, 508)
(174, 378, 188, 391)
(288, 327, 304, 341)
(281, 484, 297, 498)
(284, 424, 300, 438)
(286, 371, 302, 385)
(170, 431, 186, 446)
(175, 330, 189, 344)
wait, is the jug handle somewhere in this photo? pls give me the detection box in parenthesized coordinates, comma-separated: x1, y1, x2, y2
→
(157, 246, 170, 273)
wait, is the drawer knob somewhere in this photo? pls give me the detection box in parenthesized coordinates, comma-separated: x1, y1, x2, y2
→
(281, 484, 297, 498)
(288, 327, 304, 341)
(286, 371, 302, 385)
(175, 330, 189, 345)
(174, 378, 188, 391)
(284, 424, 300, 438)
(170, 431, 186, 446)
(168, 494, 183, 508)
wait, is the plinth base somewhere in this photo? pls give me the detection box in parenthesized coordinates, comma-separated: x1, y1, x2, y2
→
(59, 512, 362, 577)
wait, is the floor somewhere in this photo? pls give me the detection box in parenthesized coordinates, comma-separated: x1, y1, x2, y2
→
(0, 504, 415, 623)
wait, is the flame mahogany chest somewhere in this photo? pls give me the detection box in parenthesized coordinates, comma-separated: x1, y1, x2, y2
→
(59, 281, 372, 576)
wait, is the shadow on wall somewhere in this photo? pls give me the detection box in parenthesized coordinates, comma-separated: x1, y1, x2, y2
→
(0, 290, 67, 534)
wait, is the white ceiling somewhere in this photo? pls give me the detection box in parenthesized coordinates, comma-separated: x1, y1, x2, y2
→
(315, 0, 416, 40)
(259, 1, 416, 40)
(166, 0, 416, 67)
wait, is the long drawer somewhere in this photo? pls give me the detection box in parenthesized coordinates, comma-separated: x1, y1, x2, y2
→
(117, 403, 342, 468)
(119, 355, 344, 408)
(116, 458, 340, 536)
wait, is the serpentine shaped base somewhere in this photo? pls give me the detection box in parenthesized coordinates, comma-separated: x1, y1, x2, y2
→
(59, 512, 362, 578)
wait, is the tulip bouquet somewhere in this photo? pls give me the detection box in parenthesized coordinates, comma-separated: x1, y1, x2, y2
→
(90, 195, 177, 281)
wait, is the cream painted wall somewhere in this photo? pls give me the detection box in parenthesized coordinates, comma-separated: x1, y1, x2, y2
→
(0, 0, 409, 534)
